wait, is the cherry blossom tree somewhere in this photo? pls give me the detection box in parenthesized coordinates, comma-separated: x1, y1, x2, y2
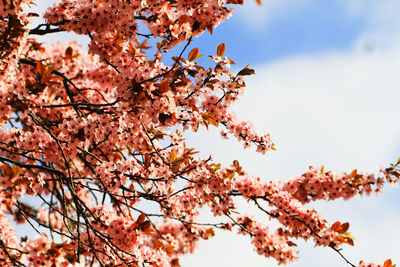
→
(0, 0, 398, 266)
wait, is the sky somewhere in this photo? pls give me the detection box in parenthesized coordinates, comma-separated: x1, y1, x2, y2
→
(182, 1, 400, 266)
(28, 1, 400, 267)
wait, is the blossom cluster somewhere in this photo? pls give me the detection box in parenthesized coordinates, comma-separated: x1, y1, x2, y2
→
(23, 235, 83, 267)
(359, 260, 394, 267)
(0, 1, 30, 82)
(236, 215, 298, 264)
(283, 166, 399, 203)
(0, 0, 30, 18)
(234, 174, 344, 248)
(0, 192, 19, 265)
(45, 0, 232, 47)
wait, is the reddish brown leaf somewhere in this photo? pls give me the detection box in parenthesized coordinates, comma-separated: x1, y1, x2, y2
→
(217, 43, 225, 57)
(384, 259, 393, 267)
(139, 220, 151, 232)
(171, 258, 181, 267)
(162, 245, 175, 254)
(36, 61, 44, 75)
(206, 25, 213, 35)
(344, 236, 354, 246)
(154, 239, 164, 249)
(46, 247, 61, 257)
(188, 47, 199, 61)
(178, 15, 190, 25)
(136, 213, 146, 225)
(65, 47, 73, 60)
(227, 0, 244, 4)
(2, 164, 22, 179)
(331, 221, 341, 232)
(341, 222, 350, 233)
(154, 82, 171, 94)
(237, 66, 255, 76)
(14, 177, 30, 187)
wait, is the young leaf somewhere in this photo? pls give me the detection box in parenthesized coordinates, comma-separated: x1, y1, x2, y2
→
(227, 0, 244, 4)
(202, 227, 215, 240)
(14, 177, 30, 187)
(65, 47, 73, 60)
(206, 25, 213, 35)
(237, 65, 255, 76)
(178, 15, 190, 25)
(136, 213, 146, 225)
(341, 222, 350, 233)
(217, 43, 226, 57)
(36, 61, 44, 75)
(201, 113, 218, 128)
(384, 259, 393, 267)
(2, 164, 22, 179)
(154, 81, 171, 94)
(188, 48, 199, 61)
(154, 239, 164, 249)
(344, 236, 354, 246)
(331, 221, 341, 232)
(139, 220, 152, 232)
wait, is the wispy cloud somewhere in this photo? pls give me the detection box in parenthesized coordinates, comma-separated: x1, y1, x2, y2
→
(183, 2, 400, 266)
(236, 0, 400, 34)
(183, 46, 400, 267)
(234, 0, 309, 30)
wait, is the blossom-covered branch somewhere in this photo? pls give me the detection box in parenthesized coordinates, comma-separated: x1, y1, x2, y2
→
(0, 0, 398, 267)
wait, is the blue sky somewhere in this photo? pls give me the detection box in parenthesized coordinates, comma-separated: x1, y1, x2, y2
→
(182, 1, 400, 267)
(28, 1, 400, 267)
(194, 1, 366, 65)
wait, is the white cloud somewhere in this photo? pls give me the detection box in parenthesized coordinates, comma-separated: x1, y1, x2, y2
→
(339, 0, 400, 25)
(183, 20, 400, 267)
(234, 0, 309, 30)
(240, 43, 400, 173)
(187, 41, 400, 178)
(236, 0, 400, 34)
